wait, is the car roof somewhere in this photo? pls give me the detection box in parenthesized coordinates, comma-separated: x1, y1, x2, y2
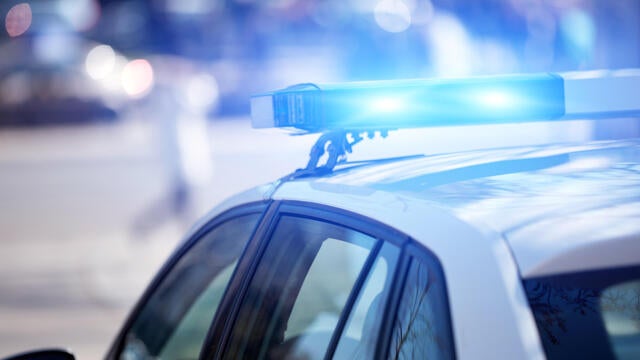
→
(203, 137, 640, 280)
(257, 138, 639, 279)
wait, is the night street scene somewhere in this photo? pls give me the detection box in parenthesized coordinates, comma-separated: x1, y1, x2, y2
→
(1, 0, 639, 359)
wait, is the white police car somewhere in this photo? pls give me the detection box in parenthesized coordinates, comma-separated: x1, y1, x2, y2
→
(8, 71, 640, 360)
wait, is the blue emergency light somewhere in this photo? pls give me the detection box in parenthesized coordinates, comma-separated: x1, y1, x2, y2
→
(252, 70, 640, 174)
(251, 74, 566, 132)
(251, 70, 640, 132)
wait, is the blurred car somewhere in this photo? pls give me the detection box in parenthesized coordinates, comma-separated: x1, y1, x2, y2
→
(0, 36, 132, 126)
(5, 70, 640, 360)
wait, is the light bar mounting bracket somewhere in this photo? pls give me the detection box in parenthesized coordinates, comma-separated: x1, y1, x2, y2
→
(290, 130, 388, 178)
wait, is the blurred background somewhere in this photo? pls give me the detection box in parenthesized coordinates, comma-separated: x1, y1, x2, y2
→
(1, 0, 639, 358)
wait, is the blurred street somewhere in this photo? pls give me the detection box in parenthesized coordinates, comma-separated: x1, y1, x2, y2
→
(0, 123, 161, 357)
(0, 118, 313, 358)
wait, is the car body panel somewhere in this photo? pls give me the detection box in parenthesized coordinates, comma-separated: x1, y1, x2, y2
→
(177, 185, 273, 247)
(267, 139, 640, 279)
(174, 137, 640, 359)
(271, 181, 545, 359)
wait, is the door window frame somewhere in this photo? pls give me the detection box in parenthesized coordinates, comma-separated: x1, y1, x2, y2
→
(107, 199, 456, 360)
(105, 201, 270, 360)
(205, 200, 413, 360)
(381, 243, 457, 360)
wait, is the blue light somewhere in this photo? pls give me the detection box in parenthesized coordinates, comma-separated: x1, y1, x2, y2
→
(475, 90, 515, 108)
(251, 73, 566, 132)
(370, 96, 406, 113)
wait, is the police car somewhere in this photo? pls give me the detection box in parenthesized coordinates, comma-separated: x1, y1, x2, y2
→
(8, 71, 640, 360)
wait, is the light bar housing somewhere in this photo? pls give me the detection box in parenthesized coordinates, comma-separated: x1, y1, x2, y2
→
(251, 70, 640, 132)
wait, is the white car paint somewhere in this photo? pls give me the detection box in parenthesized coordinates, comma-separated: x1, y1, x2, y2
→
(193, 138, 640, 359)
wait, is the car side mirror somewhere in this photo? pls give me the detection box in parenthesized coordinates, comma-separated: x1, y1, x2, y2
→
(1, 349, 75, 360)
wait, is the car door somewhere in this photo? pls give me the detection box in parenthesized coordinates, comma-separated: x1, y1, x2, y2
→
(107, 200, 456, 360)
(205, 202, 406, 359)
(107, 203, 267, 360)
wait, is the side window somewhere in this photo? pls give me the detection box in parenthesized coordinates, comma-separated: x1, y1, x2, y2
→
(333, 242, 400, 359)
(388, 253, 455, 360)
(119, 213, 261, 360)
(223, 215, 386, 360)
(600, 279, 640, 359)
(524, 266, 640, 359)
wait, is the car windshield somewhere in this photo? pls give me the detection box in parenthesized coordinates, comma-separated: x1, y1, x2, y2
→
(524, 265, 640, 360)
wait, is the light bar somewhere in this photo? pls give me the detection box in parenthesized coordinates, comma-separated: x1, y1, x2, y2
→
(251, 70, 640, 132)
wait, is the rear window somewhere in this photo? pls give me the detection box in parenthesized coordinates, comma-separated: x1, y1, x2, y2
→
(524, 266, 640, 360)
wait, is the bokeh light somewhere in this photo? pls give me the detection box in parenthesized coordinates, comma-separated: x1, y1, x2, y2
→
(374, 0, 412, 33)
(98, 55, 129, 94)
(85, 45, 117, 80)
(56, 0, 101, 31)
(5, 3, 32, 37)
(121, 59, 154, 97)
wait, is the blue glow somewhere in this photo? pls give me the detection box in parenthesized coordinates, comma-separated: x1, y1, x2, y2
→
(370, 96, 406, 112)
(253, 73, 566, 132)
(475, 90, 514, 108)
